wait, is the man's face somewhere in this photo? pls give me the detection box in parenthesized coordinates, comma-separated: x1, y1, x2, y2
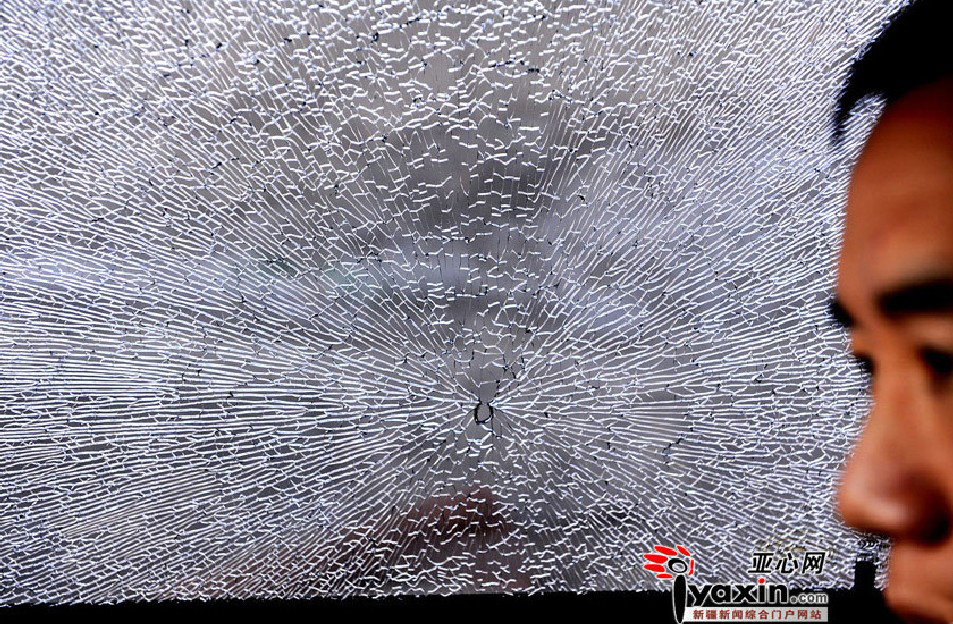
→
(836, 79, 953, 624)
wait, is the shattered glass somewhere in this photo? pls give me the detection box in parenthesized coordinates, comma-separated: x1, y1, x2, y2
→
(0, 0, 904, 602)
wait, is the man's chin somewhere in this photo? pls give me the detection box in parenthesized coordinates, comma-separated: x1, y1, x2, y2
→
(885, 600, 946, 623)
(884, 551, 953, 624)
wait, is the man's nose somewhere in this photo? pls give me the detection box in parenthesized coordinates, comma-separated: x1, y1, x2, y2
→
(837, 386, 950, 544)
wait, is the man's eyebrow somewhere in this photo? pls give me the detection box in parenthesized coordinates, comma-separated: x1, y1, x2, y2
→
(828, 297, 854, 329)
(877, 277, 953, 319)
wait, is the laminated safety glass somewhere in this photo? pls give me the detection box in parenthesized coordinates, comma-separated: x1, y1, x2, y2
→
(0, 0, 904, 602)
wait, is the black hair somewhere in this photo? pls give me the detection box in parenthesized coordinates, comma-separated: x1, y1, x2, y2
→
(833, 0, 953, 144)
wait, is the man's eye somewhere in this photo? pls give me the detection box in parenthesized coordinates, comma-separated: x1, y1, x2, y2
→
(920, 348, 953, 382)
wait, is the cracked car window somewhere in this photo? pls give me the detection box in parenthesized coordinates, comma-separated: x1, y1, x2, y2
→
(0, 0, 902, 601)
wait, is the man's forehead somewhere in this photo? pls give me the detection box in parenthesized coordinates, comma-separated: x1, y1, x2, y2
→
(850, 95, 953, 210)
(838, 210, 953, 312)
(841, 83, 953, 297)
(850, 78, 953, 198)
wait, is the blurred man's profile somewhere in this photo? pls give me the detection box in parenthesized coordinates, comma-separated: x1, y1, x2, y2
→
(831, 0, 953, 622)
